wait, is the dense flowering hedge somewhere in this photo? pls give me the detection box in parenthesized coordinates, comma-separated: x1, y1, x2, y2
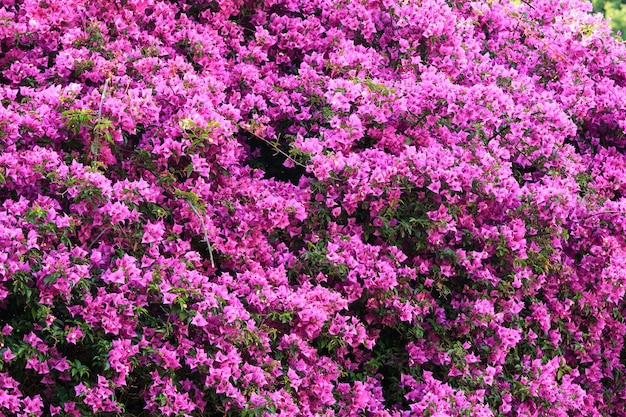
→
(1, 0, 626, 415)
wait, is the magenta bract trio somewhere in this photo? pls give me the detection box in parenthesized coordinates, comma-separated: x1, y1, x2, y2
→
(0, 0, 625, 415)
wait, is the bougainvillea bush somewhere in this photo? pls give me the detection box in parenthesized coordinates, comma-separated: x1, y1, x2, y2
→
(2, 0, 626, 415)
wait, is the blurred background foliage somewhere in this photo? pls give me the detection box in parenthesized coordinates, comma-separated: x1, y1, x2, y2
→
(593, 0, 626, 38)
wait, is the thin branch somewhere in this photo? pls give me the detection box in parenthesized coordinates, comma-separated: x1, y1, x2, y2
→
(237, 122, 344, 182)
(123, 78, 131, 96)
(237, 123, 308, 170)
(88, 226, 111, 249)
(97, 77, 110, 123)
(519, 0, 536, 10)
(185, 200, 216, 269)
(582, 210, 625, 219)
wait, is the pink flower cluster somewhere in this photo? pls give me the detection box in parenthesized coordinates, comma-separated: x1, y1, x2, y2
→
(1, 0, 626, 415)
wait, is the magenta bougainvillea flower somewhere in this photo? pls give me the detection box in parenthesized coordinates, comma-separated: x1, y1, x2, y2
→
(1, 0, 626, 415)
